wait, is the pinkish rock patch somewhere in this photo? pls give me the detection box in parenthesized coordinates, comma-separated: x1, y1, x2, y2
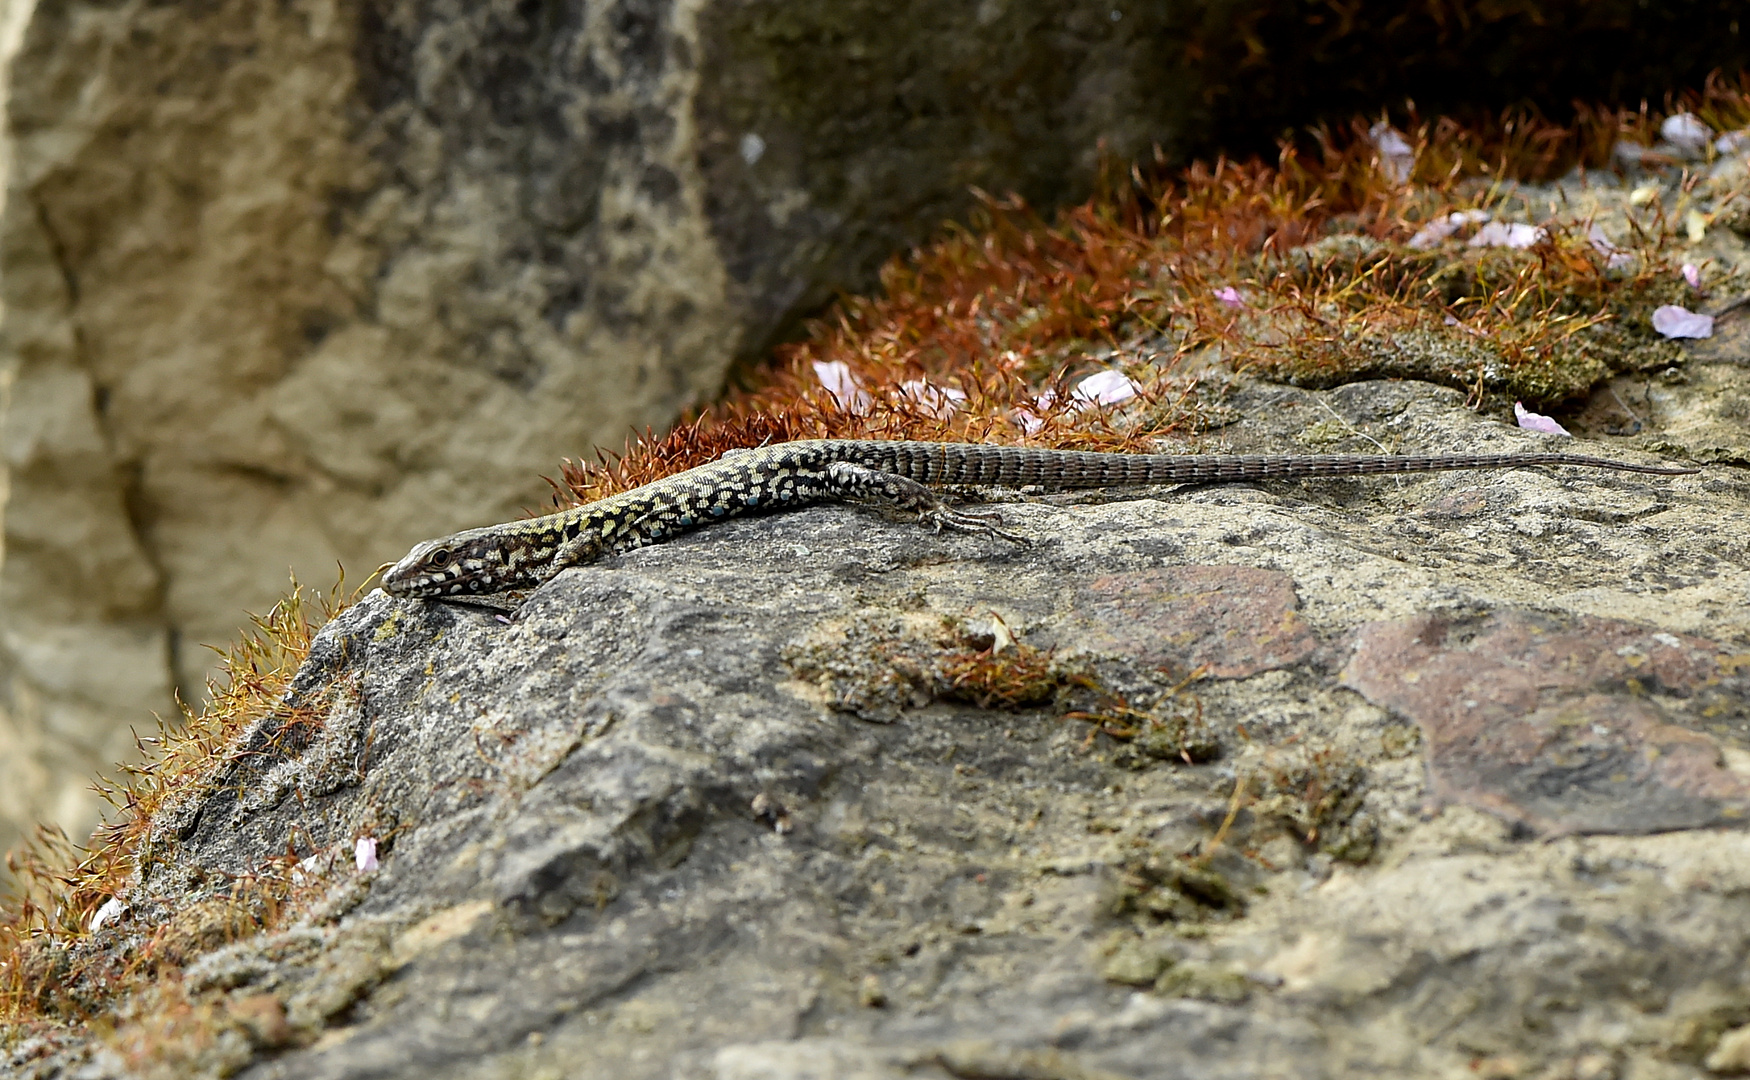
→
(1341, 609, 1750, 835)
(1073, 566, 1318, 679)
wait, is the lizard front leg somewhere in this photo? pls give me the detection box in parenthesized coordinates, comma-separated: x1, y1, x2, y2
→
(822, 462, 1028, 544)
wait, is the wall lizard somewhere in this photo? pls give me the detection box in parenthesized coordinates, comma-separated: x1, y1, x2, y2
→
(380, 439, 1698, 598)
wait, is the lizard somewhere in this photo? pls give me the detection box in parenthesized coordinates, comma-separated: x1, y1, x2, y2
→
(379, 438, 1699, 599)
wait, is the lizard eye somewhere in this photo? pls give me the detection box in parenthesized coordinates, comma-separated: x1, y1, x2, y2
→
(427, 547, 453, 568)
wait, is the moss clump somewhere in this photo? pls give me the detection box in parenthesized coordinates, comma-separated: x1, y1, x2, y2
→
(1109, 853, 1247, 926)
(1, 581, 356, 1038)
(1071, 690, 1220, 769)
(783, 613, 1088, 723)
(1153, 960, 1253, 1003)
(1254, 746, 1378, 864)
(1252, 222, 1696, 407)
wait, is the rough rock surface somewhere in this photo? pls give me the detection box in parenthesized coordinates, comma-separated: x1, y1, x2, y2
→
(0, 0, 1238, 867)
(8, 0, 1750, 887)
(7, 372, 1748, 1079)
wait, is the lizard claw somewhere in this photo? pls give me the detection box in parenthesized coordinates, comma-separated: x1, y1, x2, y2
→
(921, 506, 1030, 545)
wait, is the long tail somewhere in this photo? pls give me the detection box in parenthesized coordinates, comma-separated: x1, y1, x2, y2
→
(850, 442, 1698, 487)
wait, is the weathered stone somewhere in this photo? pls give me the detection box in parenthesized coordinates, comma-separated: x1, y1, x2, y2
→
(6, 376, 1746, 1079)
(0, 0, 1246, 864)
(1071, 566, 1319, 679)
(1342, 609, 1750, 835)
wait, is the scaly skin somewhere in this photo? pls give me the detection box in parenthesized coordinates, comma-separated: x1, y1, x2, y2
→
(380, 439, 1698, 599)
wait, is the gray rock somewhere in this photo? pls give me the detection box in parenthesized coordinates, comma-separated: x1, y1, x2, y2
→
(0, 0, 1215, 869)
(13, 377, 1748, 1079)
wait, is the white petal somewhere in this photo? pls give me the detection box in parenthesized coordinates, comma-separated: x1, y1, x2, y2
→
(1587, 225, 1634, 270)
(1409, 219, 1459, 249)
(898, 379, 966, 419)
(89, 897, 128, 932)
(355, 836, 380, 873)
(1514, 402, 1571, 437)
(812, 360, 871, 415)
(1072, 370, 1140, 406)
(1469, 222, 1545, 249)
(1651, 305, 1714, 339)
(1368, 122, 1415, 184)
(1614, 141, 1651, 169)
(1661, 112, 1713, 154)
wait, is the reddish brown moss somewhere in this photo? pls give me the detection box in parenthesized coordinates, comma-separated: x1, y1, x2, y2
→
(1, 580, 357, 1035)
(556, 81, 1750, 507)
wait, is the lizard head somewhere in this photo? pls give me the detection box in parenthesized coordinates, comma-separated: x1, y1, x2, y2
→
(381, 526, 548, 598)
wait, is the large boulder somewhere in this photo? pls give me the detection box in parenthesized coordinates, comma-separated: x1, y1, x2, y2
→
(0, 0, 1214, 864)
(6, 0, 1750, 921)
(7, 373, 1749, 1078)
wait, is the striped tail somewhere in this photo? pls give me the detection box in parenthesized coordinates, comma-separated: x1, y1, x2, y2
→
(843, 441, 1698, 487)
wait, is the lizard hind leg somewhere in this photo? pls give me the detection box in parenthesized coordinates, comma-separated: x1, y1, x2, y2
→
(823, 462, 1029, 545)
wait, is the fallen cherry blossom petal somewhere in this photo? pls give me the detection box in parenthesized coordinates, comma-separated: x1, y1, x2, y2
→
(1073, 370, 1140, 407)
(1661, 112, 1713, 155)
(812, 360, 871, 415)
(1716, 129, 1750, 155)
(1514, 402, 1571, 437)
(1587, 225, 1634, 269)
(1469, 222, 1545, 249)
(1369, 121, 1415, 184)
(1651, 305, 1714, 339)
(90, 897, 128, 932)
(1214, 286, 1244, 307)
(355, 836, 379, 873)
(1015, 389, 1057, 434)
(898, 379, 967, 419)
(1683, 263, 1702, 288)
(1409, 209, 1492, 250)
(1408, 219, 1460, 249)
(291, 848, 335, 886)
(1613, 141, 1651, 169)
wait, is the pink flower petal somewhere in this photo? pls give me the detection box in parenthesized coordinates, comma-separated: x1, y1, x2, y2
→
(1651, 305, 1714, 339)
(1587, 225, 1633, 269)
(1514, 402, 1571, 437)
(812, 360, 871, 415)
(355, 836, 379, 873)
(1682, 263, 1702, 288)
(1469, 222, 1546, 249)
(1072, 370, 1140, 407)
(1214, 286, 1244, 308)
(1661, 112, 1713, 154)
(1368, 122, 1415, 185)
(898, 379, 965, 419)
